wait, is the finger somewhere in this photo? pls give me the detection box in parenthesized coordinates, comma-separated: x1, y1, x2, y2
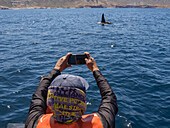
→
(84, 52, 90, 59)
(60, 57, 64, 61)
(65, 53, 72, 60)
(91, 57, 95, 61)
(87, 59, 92, 64)
(84, 52, 89, 54)
(85, 58, 88, 64)
(67, 64, 72, 68)
(62, 57, 66, 61)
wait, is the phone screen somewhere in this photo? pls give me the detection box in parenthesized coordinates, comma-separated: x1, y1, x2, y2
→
(68, 54, 87, 65)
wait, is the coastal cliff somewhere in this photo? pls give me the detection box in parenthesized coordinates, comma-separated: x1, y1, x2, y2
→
(0, 0, 170, 9)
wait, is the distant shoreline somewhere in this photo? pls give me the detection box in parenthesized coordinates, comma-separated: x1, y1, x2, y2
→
(1, 5, 170, 10)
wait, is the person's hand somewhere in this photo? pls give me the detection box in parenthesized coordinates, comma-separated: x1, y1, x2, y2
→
(84, 52, 99, 72)
(54, 53, 72, 72)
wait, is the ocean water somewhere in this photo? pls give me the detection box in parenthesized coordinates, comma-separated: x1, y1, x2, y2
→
(0, 8, 170, 128)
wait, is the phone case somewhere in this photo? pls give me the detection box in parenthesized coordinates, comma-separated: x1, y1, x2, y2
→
(68, 54, 87, 65)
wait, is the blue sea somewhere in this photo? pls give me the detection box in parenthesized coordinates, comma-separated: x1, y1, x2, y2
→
(0, 8, 170, 128)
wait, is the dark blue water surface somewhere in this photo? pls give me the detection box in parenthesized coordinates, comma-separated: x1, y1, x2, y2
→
(0, 8, 170, 128)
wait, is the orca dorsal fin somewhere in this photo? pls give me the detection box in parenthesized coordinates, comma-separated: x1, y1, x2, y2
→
(101, 13, 106, 23)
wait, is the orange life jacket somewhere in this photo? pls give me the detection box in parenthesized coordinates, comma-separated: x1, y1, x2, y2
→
(36, 113, 103, 128)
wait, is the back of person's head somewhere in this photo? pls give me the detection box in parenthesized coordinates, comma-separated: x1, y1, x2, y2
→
(47, 74, 89, 124)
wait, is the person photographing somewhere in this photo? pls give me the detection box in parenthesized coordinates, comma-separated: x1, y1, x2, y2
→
(25, 52, 118, 128)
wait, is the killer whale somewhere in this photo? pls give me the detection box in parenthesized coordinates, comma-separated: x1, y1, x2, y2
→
(98, 13, 113, 25)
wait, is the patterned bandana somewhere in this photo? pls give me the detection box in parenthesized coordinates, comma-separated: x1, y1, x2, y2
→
(47, 86, 86, 124)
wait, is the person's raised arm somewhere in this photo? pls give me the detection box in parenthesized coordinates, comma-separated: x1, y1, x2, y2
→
(85, 52, 118, 128)
(25, 53, 72, 128)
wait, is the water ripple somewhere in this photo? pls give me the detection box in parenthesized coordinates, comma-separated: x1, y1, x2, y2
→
(0, 8, 170, 128)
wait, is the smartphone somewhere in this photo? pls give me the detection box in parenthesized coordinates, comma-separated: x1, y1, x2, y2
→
(68, 54, 87, 65)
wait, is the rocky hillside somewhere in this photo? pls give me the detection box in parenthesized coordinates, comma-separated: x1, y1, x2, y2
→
(0, 0, 170, 9)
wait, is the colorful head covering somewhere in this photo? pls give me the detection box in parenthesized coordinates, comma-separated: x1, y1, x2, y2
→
(47, 74, 89, 124)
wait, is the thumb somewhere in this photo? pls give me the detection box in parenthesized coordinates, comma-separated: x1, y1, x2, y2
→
(66, 53, 72, 60)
